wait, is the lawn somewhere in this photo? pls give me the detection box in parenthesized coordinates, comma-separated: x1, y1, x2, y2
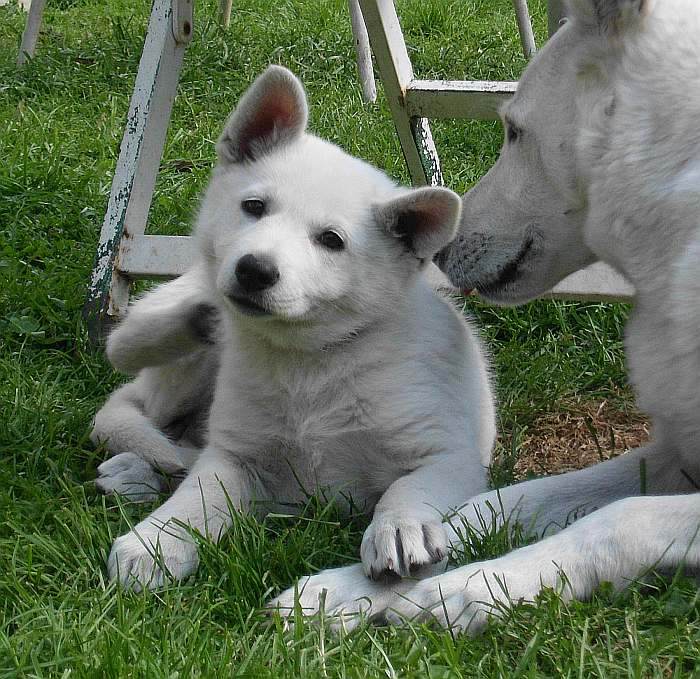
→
(1, 0, 699, 676)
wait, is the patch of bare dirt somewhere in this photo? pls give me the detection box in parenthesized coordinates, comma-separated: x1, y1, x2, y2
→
(505, 399, 651, 481)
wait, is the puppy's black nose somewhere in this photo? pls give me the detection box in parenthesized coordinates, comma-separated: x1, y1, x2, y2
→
(235, 254, 280, 292)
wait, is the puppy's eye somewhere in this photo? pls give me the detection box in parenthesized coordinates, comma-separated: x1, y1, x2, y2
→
(506, 123, 521, 144)
(316, 230, 345, 251)
(241, 198, 265, 217)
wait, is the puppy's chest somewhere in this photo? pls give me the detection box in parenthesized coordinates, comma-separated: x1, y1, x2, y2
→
(274, 368, 375, 449)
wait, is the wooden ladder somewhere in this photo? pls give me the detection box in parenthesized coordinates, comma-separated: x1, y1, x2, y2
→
(81, 0, 633, 339)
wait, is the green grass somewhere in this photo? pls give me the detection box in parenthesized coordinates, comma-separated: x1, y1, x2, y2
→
(1, 0, 699, 675)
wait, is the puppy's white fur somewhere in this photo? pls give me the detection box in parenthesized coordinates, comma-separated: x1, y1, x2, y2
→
(94, 66, 496, 596)
(384, 0, 700, 634)
(91, 265, 218, 500)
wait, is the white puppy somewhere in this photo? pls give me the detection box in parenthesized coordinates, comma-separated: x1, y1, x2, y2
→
(98, 66, 496, 602)
(384, 0, 700, 633)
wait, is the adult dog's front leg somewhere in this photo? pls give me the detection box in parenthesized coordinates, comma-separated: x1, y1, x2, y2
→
(453, 442, 694, 541)
(108, 447, 259, 591)
(362, 453, 486, 579)
(387, 493, 700, 634)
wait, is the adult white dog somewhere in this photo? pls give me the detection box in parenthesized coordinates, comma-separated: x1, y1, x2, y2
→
(384, 0, 700, 633)
(94, 66, 496, 595)
(278, 0, 700, 634)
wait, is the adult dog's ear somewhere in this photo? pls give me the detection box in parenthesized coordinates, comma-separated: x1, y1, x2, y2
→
(375, 187, 461, 260)
(217, 65, 308, 164)
(568, 0, 653, 35)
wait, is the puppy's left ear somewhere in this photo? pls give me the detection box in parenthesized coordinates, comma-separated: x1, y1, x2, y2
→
(375, 187, 461, 259)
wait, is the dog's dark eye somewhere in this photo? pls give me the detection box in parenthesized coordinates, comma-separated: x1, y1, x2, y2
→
(506, 123, 521, 144)
(316, 230, 345, 251)
(241, 198, 265, 217)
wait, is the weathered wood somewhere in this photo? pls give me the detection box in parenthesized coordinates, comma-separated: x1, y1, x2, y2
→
(219, 0, 232, 29)
(84, 0, 190, 337)
(118, 233, 634, 303)
(358, 0, 442, 185)
(16, 0, 46, 66)
(119, 234, 195, 279)
(172, 0, 194, 43)
(348, 0, 377, 103)
(93, 0, 632, 311)
(405, 80, 517, 120)
(512, 0, 536, 59)
(548, 262, 634, 302)
(0, 0, 32, 8)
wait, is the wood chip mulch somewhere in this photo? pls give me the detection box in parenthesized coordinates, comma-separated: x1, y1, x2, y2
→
(502, 399, 651, 481)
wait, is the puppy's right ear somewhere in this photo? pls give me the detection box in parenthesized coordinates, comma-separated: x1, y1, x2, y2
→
(217, 65, 309, 164)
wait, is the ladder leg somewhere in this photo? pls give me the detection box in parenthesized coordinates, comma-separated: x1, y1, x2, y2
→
(17, 0, 46, 66)
(219, 0, 232, 28)
(512, 0, 536, 59)
(84, 0, 193, 340)
(348, 0, 377, 103)
(358, 0, 442, 186)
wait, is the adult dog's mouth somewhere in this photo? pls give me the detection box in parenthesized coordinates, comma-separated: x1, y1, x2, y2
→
(475, 235, 536, 297)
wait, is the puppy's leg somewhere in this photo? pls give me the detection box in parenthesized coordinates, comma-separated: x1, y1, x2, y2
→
(270, 443, 694, 627)
(106, 265, 219, 375)
(361, 452, 487, 580)
(95, 453, 171, 503)
(92, 381, 199, 480)
(107, 446, 260, 590)
(386, 493, 700, 635)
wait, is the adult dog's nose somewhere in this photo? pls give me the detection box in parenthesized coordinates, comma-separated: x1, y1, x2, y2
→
(235, 254, 280, 292)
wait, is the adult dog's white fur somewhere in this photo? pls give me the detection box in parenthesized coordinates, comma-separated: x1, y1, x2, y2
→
(381, 0, 700, 633)
(276, 0, 700, 634)
(92, 66, 496, 597)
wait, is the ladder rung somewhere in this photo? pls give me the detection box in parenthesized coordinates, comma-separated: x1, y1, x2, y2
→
(405, 80, 517, 120)
(548, 262, 634, 302)
(119, 234, 195, 279)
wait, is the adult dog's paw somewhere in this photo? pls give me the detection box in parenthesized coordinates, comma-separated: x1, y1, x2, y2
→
(107, 526, 199, 592)
(96, 452, 165, 503)
(267, 563, 418, 633)
(361, 512, 447, 579)
(385, 541, 580, 635)
(384, 564, 506, 635)
(385, 510, 613, 634)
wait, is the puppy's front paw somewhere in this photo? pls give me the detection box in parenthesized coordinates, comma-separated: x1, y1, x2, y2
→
(361, 512, 447, 580)
(107, 526, 199, 592)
